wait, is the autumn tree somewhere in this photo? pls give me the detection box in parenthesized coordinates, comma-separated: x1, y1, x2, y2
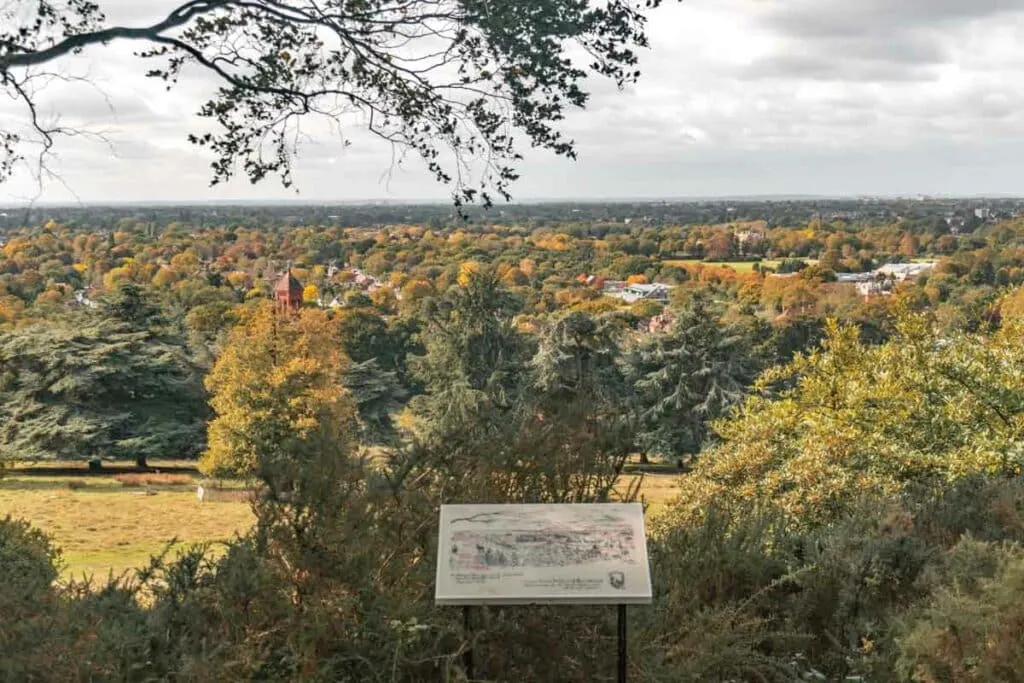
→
(2, 0, 672, 206)
(201, 302, 355, 482)
(899, 231, 920, 258)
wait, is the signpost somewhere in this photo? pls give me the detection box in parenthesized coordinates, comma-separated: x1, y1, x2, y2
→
(434, 503, 653, 682)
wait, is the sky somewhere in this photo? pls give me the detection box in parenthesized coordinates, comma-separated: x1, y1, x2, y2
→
(3, 0, 1024, 204)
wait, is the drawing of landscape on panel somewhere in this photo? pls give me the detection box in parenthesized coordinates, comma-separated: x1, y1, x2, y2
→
(446, 508, 639, 572)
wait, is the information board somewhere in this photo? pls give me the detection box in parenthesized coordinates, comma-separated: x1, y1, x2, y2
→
(434, 503, 653, 606)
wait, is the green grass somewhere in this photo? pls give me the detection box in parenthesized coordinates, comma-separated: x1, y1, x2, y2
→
(663, 259, 780, 273)
(1, 461, 682, 579)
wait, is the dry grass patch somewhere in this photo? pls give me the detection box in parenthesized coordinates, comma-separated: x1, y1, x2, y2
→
(0, 484, 254, 579)
(114, 473, 195, 487)
(0, 460, 682, 579)
(622, 472, 683, 520)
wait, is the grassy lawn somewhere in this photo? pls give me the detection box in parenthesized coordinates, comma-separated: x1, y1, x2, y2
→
(0, 462, 253, 579)
(621, 472, 681, 518)
(1, 461, 681, 580)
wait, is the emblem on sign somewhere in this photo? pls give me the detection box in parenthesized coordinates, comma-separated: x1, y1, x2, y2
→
(608, 571, 625, 590)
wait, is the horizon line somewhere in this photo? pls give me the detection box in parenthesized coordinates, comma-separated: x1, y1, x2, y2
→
(3, 193, 1024, 209)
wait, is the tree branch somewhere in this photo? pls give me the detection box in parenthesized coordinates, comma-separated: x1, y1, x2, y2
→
(0, 0, 229, 72)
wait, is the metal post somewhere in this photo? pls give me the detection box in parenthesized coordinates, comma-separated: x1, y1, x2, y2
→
(463, 606, 474, 681)
(617, 604, 627, 683)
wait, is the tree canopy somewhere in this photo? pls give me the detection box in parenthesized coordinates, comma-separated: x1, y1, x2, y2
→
(0, 315, 207, 465)
(675, 309, 1024, 527)
(201, 302, 355, 479)
(629, 292, 757, 461)
(2, 0, 671, 205)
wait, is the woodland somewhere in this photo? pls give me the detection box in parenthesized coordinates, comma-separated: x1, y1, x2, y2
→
(4, 0, 1024, 679)
(3, 205, 1024, 680)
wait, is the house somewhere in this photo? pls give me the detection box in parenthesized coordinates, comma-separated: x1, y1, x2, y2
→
(837, 262, 937, 298)
(836, 273, 874, 284)
(72, 289, 99, 309)
(855, 279, 888, 298)
(606, 283, 672, 303)
(601, 280, 628, 295)
(875, 262, 936, 282)
(646, 312, 675, 334)
(735, 229, 765, 245)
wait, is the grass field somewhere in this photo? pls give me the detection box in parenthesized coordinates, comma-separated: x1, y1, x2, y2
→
(663, 259, 779, 273)
(663, 258, 824, 273)
(0, 462, 253, 579)
(1, 461, 681, 580)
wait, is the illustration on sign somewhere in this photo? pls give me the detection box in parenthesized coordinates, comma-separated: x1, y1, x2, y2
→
(435, 503, 652, 606)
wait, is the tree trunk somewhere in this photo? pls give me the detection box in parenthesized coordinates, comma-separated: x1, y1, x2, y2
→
(87, 458, 102, 472)
(135, 455, 148, 469)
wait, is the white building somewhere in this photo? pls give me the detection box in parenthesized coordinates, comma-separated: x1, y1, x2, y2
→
(875, 262, 936, 281)
(606, 283, 672, 304)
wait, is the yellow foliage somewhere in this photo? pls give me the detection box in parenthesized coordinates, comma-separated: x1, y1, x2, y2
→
(151, 267, 179, 288)
(200, 303, 353, 477)
(458, 260, 482, 287)
(169, 251, 200, 272)
(103, 267, 130, 291)
(668, 314, 1024, 529)
(226, 272, 251, 290)
(1000, 286, 1024, 320)
(400, 278, 434, 302)
(302, 284, 320, 303)
(626, 274, 648, 285)
(35, 288, 68, 306)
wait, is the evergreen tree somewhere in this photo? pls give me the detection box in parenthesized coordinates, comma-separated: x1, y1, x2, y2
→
(342, 359, 406, 447)
(406, 267, 531, 442)
(629, 293, 756, 462)
(0, 314, 207, 467)
(527, 311, 634, 501)
(101, 282, 164, 331)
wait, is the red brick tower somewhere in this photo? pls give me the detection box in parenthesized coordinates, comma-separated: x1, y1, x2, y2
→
(273, 269, 303, 312)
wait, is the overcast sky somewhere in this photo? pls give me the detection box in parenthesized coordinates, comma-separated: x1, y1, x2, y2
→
(4, 0, 1024, 204)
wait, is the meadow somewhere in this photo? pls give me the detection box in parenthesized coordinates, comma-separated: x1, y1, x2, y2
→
(0, 461, 681, 579)
(663, 259, 779, 273)
(0, 462, 253, 578)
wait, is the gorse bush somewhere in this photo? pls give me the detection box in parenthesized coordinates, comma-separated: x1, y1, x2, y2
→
(674, 310, 1024, 528)
(6, 474, 1024, 680)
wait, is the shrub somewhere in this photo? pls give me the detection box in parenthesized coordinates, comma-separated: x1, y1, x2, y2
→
(896, 546, 1024, 682)
(0, 516, 60, 613)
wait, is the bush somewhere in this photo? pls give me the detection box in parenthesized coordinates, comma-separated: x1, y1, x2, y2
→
(897, 545, 1024, 682)
(0, 516, 60, 613)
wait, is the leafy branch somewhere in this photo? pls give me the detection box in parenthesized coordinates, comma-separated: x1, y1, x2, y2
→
(1, 0, 667, 208)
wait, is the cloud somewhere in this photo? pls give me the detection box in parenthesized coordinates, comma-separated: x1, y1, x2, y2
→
(4, 0, 1024, 203)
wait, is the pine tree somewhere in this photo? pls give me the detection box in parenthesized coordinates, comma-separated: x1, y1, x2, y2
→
(629, 293, 756, 462)
(405, 267, 531, 442)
